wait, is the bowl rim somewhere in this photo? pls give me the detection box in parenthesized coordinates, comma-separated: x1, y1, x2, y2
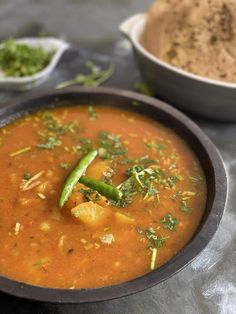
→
(124, 13, 236, 89)
(0, 87, 227, 303)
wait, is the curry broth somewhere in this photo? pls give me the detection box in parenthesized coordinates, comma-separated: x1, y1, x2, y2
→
(0, 106, 206, 288)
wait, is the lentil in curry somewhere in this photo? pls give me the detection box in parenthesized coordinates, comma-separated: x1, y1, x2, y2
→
(0, 105, 206, 288)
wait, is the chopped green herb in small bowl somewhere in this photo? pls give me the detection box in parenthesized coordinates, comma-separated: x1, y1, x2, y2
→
(0, 37, 69, 91)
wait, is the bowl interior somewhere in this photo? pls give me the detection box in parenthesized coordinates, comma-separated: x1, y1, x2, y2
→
(0, 88, 227, 303)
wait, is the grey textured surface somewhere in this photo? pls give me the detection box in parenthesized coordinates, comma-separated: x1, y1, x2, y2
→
(0, 1, 235, 313)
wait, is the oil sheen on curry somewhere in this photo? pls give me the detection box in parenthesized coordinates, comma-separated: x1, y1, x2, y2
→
(0, 105, 206, 288)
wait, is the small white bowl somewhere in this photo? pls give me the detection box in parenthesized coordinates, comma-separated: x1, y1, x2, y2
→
(0, 37, 69, 91)
(120, 14, 236, 122)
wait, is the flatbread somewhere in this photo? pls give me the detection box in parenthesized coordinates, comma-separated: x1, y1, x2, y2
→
(143, 0, 236, 83)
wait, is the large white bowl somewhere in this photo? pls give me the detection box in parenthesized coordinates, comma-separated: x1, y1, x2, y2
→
(120, 14, 236, 122)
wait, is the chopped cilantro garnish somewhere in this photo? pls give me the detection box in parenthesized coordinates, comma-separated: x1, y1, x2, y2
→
(37, 112, 77, 150)
(144, 141, 165, 154)
(180, 201, 192, 214)
(79, 138, 93, 154)
(112, 148, 128, 156)
(169, 163, 177, 170)
(156, 143, 165, 150)
(161, 214, 179, 231)
(147, 142, 164, 150)
(146, 187, 159, 197)
(114, 167, 165, 207)
(60, 163, 70, 170)
(32, 258, 49, 267)
(79, 188, 101, 202)
(171, 191, 182, 200)
(166, 175, 180, 188)
(42, 112, 76, 134)
(136, 226, 168, 271)
(23, 172, 32, 181)
(98, 131, 127, 159)
(88, 105, 97, 120)
(98, 147, 110, 159)
(134, 81, 154, 96)
(189, 176, 202, 182)
(138, 155, 156, 164)
(126, 165, 145, 176)
(136, 226, 145, 234)
(120, 155, 156, 165)
(131, 100, 140, 107)
(0, 39, 54, 77)
(37, 136, 61, 150)
(120, 158, 136, 165)
(144, 142, 154, 149)
(136, 227, 169, 248)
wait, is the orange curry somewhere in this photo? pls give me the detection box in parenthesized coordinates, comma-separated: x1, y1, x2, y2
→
(0, 105, 206, 288)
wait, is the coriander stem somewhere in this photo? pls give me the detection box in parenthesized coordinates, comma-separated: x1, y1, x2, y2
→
(56, 79, 78, 89)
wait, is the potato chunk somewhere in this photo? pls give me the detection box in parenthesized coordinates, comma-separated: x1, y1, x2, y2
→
(65, 182, 109, 211)
(115, 212, 134, 224)
(65, 183, 86, 210)
(86, 160, 112, 180)
(71, 202, 111, 227)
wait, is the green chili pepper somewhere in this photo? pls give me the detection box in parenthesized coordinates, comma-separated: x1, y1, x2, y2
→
(59, 150, 97, 208)
(79, 176, 123, 202)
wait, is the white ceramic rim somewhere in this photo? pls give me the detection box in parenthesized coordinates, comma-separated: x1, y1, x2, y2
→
(127, 13, 236, 89)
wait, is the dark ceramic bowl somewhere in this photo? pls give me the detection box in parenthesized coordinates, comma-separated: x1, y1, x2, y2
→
(0, 87, 227, 303)
(120, 14, 236, 122)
